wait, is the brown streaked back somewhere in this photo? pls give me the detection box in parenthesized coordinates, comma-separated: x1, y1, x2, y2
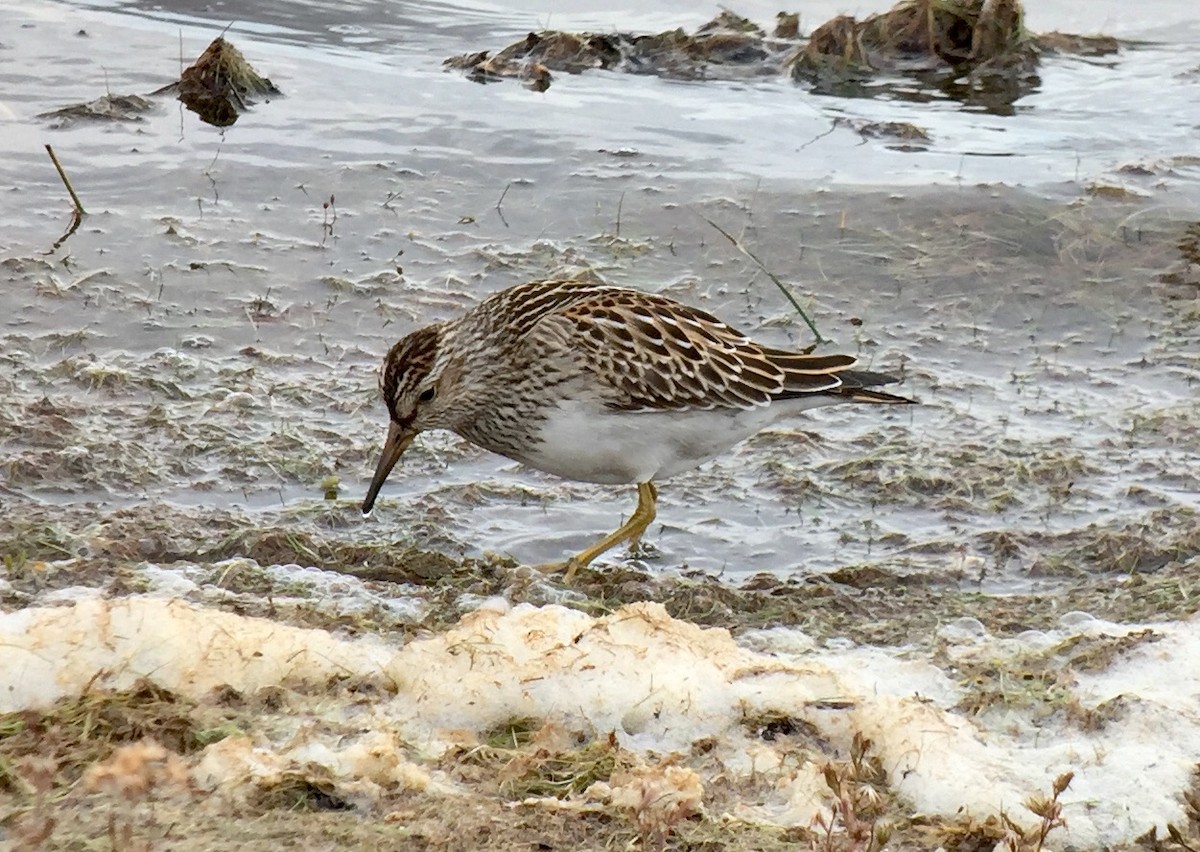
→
(519, 282, 910, 412)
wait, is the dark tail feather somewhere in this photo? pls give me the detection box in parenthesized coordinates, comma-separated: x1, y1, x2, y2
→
(761, 349, 857, 374)
(836, 369, 916, 404)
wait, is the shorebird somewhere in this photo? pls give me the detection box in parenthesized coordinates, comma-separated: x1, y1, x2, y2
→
(362, 277, 913, 581)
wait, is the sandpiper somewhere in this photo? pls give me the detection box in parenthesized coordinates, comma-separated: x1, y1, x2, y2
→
(363, 277, 913, 581)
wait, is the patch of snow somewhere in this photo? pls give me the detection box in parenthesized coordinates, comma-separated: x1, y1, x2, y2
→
(1, 597, 1196, 846)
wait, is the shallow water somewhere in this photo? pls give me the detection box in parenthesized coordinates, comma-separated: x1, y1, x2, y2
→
(1, 0, 1198, 585)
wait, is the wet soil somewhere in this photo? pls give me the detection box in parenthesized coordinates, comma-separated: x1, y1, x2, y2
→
(3, 184, 1197, 585)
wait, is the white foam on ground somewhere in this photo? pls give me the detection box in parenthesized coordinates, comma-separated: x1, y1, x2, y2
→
(1, 595, 1196, 847)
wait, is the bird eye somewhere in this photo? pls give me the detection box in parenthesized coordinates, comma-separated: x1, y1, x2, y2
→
(417, 387, 436, 403)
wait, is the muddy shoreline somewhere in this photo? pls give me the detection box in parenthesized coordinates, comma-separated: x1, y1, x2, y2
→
(5, 179, 1198, 848)
(4, 182, 1197, 581)
(3, 0, 1200, 847)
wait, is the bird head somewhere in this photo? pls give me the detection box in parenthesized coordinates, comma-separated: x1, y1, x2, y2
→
(361, 323, 462, 514)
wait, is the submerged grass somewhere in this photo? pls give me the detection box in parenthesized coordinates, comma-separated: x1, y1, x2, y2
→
(3, 498, 1199, 646)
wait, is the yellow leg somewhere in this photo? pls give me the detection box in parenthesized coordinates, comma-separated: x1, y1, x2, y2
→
(624, 482, 658, 554)
(548, 482, 658, 584)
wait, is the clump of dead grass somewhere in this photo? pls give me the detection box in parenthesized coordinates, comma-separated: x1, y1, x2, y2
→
(248, 765, 353, 812)
(0, 680, 218, 798)
(922, 771, 1072, 851)
(457, 721, 622, 801)
(500, 736, 620, 800)
(806, 733, 895, 852)
(807, 0, 1028, 69)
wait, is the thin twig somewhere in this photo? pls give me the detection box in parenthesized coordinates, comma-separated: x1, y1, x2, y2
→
(45, 144, 85, 214)
(177, 29, 185, 139)
(701, 215, 827, 345)
(43, 144, 85, 253)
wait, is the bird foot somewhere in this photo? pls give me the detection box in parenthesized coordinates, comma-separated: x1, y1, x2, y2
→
(532, 557, 586, 584)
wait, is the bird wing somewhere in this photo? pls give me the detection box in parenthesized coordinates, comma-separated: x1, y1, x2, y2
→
(528, 285, 855, 412)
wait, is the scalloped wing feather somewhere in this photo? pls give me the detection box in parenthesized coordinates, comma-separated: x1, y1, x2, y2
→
(527, 287, 856, 412)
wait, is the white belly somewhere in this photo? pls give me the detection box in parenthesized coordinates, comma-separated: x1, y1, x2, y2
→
(513, 397, 840, 485)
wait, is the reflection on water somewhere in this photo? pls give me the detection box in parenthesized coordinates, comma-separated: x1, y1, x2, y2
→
(39, 0, 1200, 187)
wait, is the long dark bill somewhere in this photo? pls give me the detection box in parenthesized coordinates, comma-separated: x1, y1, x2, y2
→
(361, 421, 417, 516)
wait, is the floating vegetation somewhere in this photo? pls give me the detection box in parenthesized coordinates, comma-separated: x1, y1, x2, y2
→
(442, 11, 801, 92)
(834, 117, 932, 148)
(36, 37, 279, 130)
(445, 0, 1119, 111)
(37, 93, 155, 127)
(154, 37, 280, 127)
(788, 0, 1037, 90)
